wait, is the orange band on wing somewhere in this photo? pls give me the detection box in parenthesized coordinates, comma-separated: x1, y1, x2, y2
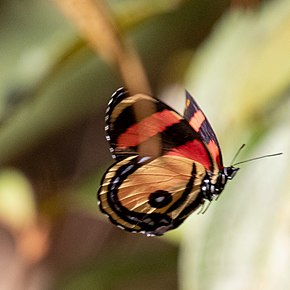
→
(189, 110, 205, 132)
(117, 110, 181, 147)
(207, 140, 222, 168)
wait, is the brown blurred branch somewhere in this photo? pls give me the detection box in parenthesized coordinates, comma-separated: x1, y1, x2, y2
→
(231, 0, 260, 8)
(53, 0, 152, 95)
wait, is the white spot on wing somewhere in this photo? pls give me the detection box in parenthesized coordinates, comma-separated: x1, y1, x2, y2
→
(138, 156, 151, 164)
(121, 164, 135, 175)
(155, 196, 165, 203)
(108, 98, 113, 105)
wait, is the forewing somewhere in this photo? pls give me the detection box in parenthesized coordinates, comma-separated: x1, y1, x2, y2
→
(105, 88, 215, 171)
(98, 155, 207, 236)
(183, 91, 223, 168)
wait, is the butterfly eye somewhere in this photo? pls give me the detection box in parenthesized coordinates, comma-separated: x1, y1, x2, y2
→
(225, 167, 239, 180)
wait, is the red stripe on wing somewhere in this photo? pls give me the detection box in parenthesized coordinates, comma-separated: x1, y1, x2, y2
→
(117, 109, 181, 147)
(166, 140, 212, 170)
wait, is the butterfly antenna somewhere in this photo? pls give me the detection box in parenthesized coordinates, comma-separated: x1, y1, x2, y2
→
(230, 143, 246, 165)
(232, 152, 282, 166)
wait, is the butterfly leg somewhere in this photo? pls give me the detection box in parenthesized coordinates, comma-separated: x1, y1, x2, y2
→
(197, 199, 210, 214)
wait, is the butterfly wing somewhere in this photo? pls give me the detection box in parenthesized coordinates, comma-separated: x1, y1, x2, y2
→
(105, 88, 215, 171)
(183, 91, 223, 168)
(99, 88, 222, 235)
(98, 155, 207, 236)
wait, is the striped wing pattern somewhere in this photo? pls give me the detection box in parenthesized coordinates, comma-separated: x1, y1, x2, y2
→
(183, 91, 223, 168)
(98, 155, 206, 236)
(98, 88, 220, 236)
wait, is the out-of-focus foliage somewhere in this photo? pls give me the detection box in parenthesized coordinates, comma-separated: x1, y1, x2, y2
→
(0, 0, 289, 289)
(180, 0, 290, 289)
(0, 169, 35, 230)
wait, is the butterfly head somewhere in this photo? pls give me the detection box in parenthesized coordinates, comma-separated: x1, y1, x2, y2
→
(223, 166, 239, 180)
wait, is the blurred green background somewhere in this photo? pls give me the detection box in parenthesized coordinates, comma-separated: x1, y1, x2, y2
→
(0, 0, 289, 289)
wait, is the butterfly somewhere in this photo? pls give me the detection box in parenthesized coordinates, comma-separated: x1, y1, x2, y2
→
(97, 88, 239, 236)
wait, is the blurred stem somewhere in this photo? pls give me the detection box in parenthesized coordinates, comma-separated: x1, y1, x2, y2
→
(0, 0, 228, 165)
(53, 0, 152, 95)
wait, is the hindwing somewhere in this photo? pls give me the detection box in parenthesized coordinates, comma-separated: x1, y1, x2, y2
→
(98, 155, 207, 236)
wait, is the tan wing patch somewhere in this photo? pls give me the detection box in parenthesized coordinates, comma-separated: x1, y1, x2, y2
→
(98, 155, 206, 232)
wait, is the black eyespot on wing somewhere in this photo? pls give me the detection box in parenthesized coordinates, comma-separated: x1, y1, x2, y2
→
(148, 190, 173, 208)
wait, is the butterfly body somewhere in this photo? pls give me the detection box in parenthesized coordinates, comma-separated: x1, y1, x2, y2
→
(98, 88, 238, 236)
